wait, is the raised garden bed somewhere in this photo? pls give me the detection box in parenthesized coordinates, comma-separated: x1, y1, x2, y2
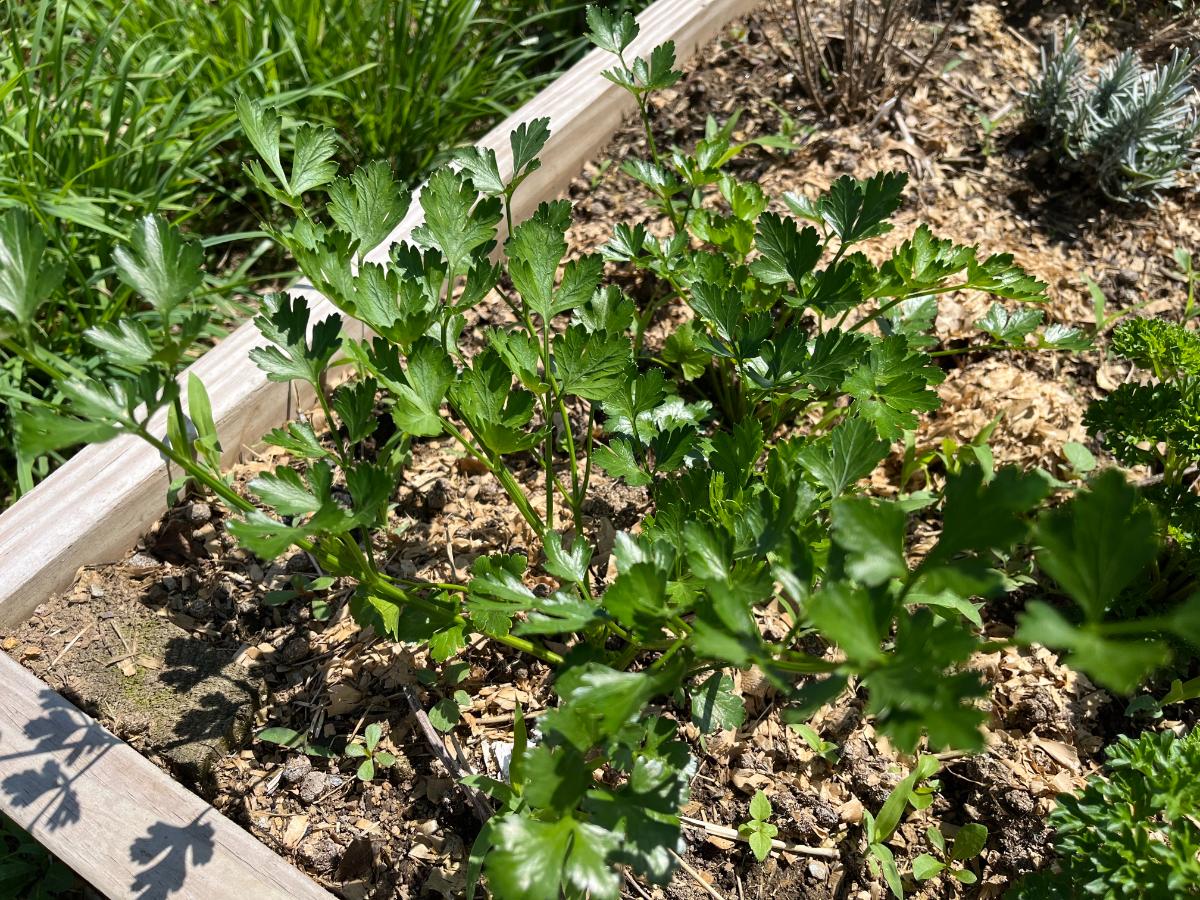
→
(3, 2, 1199, 898)
(0, 0, 757, 895)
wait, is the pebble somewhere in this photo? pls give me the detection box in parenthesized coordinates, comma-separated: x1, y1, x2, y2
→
(808, 861, 829, 881)
(298, 770, 328, 803)
(282, 754, 313, 785)
(188, 502, 212, 524)
(89, 584, 105, 599)
(125, 553, 160, 574)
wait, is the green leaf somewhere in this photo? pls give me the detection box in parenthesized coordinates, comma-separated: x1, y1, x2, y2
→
(511, 117, 552, 182)
(976, 303, 1043, 345)
(290, 125, 340, 196)
(507, 201, 571, 320)
(356, 758, 375, 782)
(747, 827, 773, 861)
(332, 378, 379, 443)
(248, 465, 323, 516)
(875, 755, 941, 841)
(592, 438, 651, 486)
(375, 751, 396, 768)
(429, 624, 466, 662)
(544, 532, 592, 584)
(819, 171, 907, 245)
(912, 853, 945, 881)
(450, 348, 541, 454)
(487, 815, 619, 900)
(586, 5, 639, 54)
(327, 160, 411, 254)
(553, 325, 632, 401)
(236, 97, 338, 201)
(0, 208, 64, 326)
(575, 285, 636, 335)
(263, 422, 327, 459)
(870, 841, 904, 899)
(522, 745, 591, 812)
(1034, 469, 1157, 621)
(1062, 441, 1096, 474)
(749, 789, 772, 822)
(249, 293, 342, 388)
(84, 320, 157, 368)
(690, 672, 746, 734)
(843, 336, 943, 439)
(751, 213, 822, 286)
(831, 497, 907, 586)
(1016, 602, 1170, 694)
(453, 145, 506, 195)
(797, 417, 890, 497)
(661, 322, 710, 380)
(950, 823, 988, 861)
(390, 337, 455, 437)
(412, 167, 500, 274)
(429, 697, 462, 732)
(257, 727, 306, 748)
(113, 215, 203, 315)
(807, 582, 886, 664)
(15, 410, 119, 457)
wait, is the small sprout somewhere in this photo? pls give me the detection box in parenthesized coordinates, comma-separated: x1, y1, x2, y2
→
(257, 726, 336, 759)
(738, 790, 778, 862)
(913, 823, 988, 885)
(790, 722, 839, 764)
(345, 722, 397, 782)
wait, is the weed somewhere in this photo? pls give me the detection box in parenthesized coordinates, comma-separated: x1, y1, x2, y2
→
(738, 790, 777, 861)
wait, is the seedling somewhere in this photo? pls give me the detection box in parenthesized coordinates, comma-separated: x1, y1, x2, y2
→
(1176, 248, 1197, 321)
(345, 723, 396, 782)
(790, 722, 839, 764)
(263, 574, 338, 621)
(738, 790, 778, 862)
(257, 726, 337, 759)
(863, 755, 941, 899)
(913, 823, 988, 885)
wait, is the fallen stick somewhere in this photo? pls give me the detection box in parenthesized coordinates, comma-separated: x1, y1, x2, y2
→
(670, 851, 727, 900)
(401, 684, 492, 822)
(680, 815, 840, 859)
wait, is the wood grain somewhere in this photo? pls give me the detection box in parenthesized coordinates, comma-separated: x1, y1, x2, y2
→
(0, 0, 756, 630)
(0, 653, 333, 899)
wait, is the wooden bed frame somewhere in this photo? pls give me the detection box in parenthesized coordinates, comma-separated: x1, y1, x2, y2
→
(0, 1, 759, 896)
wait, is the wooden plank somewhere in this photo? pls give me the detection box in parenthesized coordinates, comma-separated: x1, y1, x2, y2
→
(0, 0, 759, 628)
(0, 653, 333, 899)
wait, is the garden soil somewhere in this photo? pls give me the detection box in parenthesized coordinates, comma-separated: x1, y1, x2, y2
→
(7, 3, 1200, 898)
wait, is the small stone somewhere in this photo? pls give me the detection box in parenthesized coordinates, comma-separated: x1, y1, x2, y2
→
(20, 645, 42, 659)
(89, 584, 105, 599)
(2, 637, 18, 651)
(808, 861, 829, 881)
(126, 552, 160, 574)
(281, 754, 313, 785)
(188, 502, 212, 524)
(298, 770, 328, 803)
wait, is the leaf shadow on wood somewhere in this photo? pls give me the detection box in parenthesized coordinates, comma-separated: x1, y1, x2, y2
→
(0, 686, 221, 899)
